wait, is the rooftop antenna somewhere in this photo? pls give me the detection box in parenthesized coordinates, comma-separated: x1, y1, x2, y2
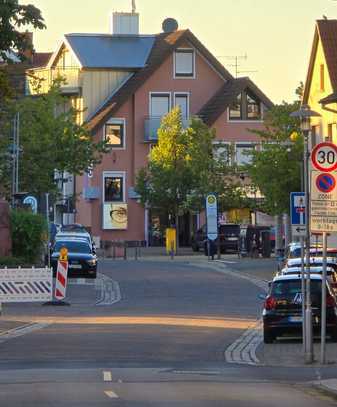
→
(132, 0, 136, 13)
(216, 53, 258, 78)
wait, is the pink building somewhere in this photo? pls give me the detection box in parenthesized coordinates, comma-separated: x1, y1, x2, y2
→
(29, 12, 273, 246)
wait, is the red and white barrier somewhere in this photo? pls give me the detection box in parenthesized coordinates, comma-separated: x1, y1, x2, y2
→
(55, 260, 68, 300)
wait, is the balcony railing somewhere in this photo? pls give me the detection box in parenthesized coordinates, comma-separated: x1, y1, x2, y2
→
(144, 116, 190, 142)
(26, 67, 81, 95)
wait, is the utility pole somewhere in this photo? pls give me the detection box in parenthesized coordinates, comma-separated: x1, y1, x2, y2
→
(11, 112, 20, 207)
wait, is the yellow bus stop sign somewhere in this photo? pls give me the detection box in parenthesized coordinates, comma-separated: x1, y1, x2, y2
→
(59, 247, 68, 261)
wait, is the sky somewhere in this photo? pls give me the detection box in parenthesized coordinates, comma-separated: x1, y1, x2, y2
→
(20, 0, 337, 103)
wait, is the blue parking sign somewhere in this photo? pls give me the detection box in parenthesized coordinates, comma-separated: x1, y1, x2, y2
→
(290, 192, 306, 226)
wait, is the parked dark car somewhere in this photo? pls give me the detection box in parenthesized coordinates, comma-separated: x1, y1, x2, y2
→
(51, 239, 97, 279)
(191, 224, 240, 253)
(262, 274, 337, 343)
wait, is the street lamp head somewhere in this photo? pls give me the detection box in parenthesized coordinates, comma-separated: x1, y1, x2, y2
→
(290, 104, 321, 132)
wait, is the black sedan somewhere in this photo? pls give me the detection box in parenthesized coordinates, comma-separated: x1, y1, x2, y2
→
(262, 274, 337, 343)
(51, 239, 97, 279)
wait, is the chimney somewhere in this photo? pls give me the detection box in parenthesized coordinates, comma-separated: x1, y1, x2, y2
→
(110, 12, 139, 35)
(20, 31, 34, 63)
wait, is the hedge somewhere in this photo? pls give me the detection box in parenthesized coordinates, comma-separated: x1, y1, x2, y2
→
(10, 210, 47, 263)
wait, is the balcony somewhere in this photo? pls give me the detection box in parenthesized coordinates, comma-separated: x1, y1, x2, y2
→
(26, 67, 81, 95)
(144, 116, 190, 142)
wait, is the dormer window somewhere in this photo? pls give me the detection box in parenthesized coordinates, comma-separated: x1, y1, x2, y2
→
(228, 91, 262, 121)
(246, 92, 261, 120)
(174, 49, 195, 78)
(229, 94, 242, 120)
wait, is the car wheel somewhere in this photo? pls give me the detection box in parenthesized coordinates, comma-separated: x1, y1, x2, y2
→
(263, 327, 275, 344)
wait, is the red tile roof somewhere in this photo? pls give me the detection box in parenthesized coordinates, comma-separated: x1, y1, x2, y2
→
(86, 29, 234, 133)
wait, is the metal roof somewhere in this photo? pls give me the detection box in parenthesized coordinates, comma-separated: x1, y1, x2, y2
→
(64, 34, 155, 69)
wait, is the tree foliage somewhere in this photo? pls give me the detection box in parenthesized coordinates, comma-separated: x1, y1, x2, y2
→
(0, 79, 109, 197)
(135, 107, 243, 219)
(246, 101, 302, 215)
(0, 0, 46, 62)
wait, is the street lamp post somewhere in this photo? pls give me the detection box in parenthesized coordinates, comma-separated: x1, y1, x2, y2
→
(290, 104, 321, 364)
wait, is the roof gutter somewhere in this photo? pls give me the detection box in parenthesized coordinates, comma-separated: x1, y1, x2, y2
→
(319, 93, 337, 114)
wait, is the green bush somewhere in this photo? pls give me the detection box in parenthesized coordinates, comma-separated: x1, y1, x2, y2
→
(10, 210, 47, 263)
(0, 256, 26, 267)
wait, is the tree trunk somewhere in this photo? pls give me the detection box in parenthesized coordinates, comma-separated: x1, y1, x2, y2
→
(175, 209, 179, 253)
(275, 214, 283, 255)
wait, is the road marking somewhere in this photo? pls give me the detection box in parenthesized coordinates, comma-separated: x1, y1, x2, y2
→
(104, 390, 119, 399)
(171, 370, 221, 375)
(0, 322, 50, 343)
(189, 260, 268, 366)
(103, 371, 112, 382)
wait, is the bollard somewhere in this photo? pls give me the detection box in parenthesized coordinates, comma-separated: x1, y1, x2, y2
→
(170, 240, 174, 260)
(135, 246, 138, 260)
(124, 242, 127, 260)
(113, 244, 116, 259)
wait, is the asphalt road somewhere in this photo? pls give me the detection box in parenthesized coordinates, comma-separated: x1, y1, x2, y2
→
(0, 258, 335, 406)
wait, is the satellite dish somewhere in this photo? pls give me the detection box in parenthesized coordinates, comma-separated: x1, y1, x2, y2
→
(162, 18, 178, 33)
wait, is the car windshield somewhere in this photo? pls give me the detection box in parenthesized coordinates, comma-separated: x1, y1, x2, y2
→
(56, 234, 90, 243)
(271, 280, 322, 297)
(54, 241, 91, 254)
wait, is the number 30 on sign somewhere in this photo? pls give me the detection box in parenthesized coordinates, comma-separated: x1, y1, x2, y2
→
(311, 142, 337, 172)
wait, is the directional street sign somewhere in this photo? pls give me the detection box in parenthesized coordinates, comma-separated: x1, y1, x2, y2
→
(311, 142, 337, 172)
(290, 192, 306, 237)
(311, 171, 337, 233)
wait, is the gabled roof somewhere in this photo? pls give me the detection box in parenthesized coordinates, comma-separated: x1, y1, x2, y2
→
(31, 52, 52, 68)
(303, 19, 337, 104)
(64, 34, 155, 69)
(86, 29, 234, 133)
(197, 77, 274, 126)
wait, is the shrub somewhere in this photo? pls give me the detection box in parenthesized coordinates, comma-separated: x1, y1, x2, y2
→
(10, 210, 47, 263)
(0, 256, 26, 267)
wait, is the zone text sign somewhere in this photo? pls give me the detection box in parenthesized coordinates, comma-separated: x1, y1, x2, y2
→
(310, 171, 337, 233)
(0, 268, 52, 303)
(311, 142, 337, 172)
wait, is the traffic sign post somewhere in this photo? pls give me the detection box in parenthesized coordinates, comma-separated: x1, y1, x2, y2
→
(310, 164, 337, 365)
(290, 192, 306, 352)
(205, 194, 218, 260)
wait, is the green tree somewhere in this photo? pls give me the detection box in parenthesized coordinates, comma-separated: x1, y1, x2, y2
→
(136, 107, 241, 241)
(246, 101, 302, 216)
(0, 79, 109, 198)
(0, 0, 46, 62)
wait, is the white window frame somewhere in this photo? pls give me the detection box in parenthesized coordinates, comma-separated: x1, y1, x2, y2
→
(235, 142, 256, 166)
(213, 141, 232, 165)
(173, 48, 196, 79)
(149, 92, 172, 117)
(173, 92, 190, 118)
(104, 118, 126, 150)
(102, 171, 126, 203)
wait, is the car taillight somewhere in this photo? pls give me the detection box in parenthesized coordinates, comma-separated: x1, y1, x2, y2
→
(327, 294, 336, 308)
(265, 296, 277, 310)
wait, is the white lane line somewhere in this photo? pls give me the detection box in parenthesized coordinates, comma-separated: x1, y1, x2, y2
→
(103, 371, 112, 382)
(0, 322, 50, 343)
(104, 390, 119, 399)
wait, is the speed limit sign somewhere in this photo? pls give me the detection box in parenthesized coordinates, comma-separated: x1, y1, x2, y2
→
(311, 142, 337, 172)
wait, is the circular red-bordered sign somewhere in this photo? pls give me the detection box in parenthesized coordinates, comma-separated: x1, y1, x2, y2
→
(316, 173, 336, 193)
(311, 142, 337, 172)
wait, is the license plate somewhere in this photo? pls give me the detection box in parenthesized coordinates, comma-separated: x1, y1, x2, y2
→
(70, 264, 82, 269)
(288, 316, 302, 323)
(227, 237, 238, 241)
